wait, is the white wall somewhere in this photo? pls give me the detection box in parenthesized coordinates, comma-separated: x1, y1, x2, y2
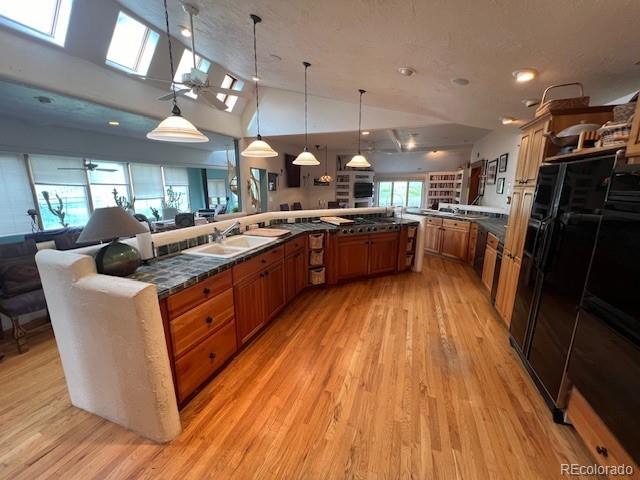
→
(369, 150, 469, 175)
(469, 127, 521, 209)
(0, 116, 228, 168)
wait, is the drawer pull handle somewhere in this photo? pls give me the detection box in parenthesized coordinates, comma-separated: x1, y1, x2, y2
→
(261, 259, 267, 264)
(205, 316, 213, 325)
(596, 446, 608, 458)
(203, 287, 211, 296)
(208, 352, 217, 361)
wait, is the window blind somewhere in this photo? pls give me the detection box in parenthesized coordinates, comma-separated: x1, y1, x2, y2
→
(87, 160, 128, 185)
(163, 166, 189, 186)
(30, 155, 88, 185)
(0, 152, 36, 235)
(130, 163, 163, 199)
(208, 179, 226, 198)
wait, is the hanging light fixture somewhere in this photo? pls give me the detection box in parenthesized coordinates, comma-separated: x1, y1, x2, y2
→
(293, 62, 319, 166)
(147, 0, 208, 143)
(346, 89, 371, 168)
(241, 14, 278, 158)
(317, 145, 332, 183)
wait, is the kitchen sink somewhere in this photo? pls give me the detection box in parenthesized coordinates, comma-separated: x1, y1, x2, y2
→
(184, 235, 277, 258)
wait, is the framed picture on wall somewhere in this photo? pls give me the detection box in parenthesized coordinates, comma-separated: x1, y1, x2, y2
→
(498, 153, 508, 173)
(496, 177, 505, 194)
(268, 172, 278, 191)
(487, 159, 498, 185)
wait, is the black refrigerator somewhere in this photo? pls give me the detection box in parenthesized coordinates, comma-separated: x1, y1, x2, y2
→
(509, 154, 615, 421)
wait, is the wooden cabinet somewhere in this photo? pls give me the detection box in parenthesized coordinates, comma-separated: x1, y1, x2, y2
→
(481, 241, 498, 292)
(285, 250, 306, 303)
(467, 223, 478, 265)
(336, 235, 370, 280)
(264, 261, 285, 320)
(514, 120, 548, 187)
(627, 100, 640, 158)
(424, 224, 442, 254)
(369, 232, 399, 275)
(494, 250, 520, 325)
(424, 217, 469, 261)
(503, 186, 535, 260)
(234, 271, 266, 345)
(441, 227, 469, 261)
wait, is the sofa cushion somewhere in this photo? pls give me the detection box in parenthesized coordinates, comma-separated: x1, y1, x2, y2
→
(0, 255, 42, 296)
(0, 239, 37, 259)
(54, 231, 98, 251)
(0, 288, 46, 317)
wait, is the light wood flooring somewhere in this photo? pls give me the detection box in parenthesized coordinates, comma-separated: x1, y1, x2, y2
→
(0, 256, 596, 479)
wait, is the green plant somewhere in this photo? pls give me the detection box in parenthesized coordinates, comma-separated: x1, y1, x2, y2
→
(150, 206, 161, 222)
(112, 188, 135, 210)
(231, 207, 239, 213)
(163, 186, 183, 210)
(42, 191, 68, 228)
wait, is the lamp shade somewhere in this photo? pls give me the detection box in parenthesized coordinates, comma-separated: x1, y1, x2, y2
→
(319, 174, 332, 183)
(293, 149, 320, 166)
(241, 137, 278, 157)
(77, 207, 149, 243)
(147, 114, 209, 143)
(346, 154, 370, 168)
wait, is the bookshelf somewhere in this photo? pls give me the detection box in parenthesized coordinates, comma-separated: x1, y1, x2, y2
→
(426, 169, 464, 208)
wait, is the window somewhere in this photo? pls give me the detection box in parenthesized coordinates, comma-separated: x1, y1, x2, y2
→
(376, 180, 423, 208)
(216, 74, 239, 112)
(207, 179, 226, 206)
(30, 155, 91, 229)
(163, 167, 190, 212)
(173, 49, 211, 98)
(106, 11, 159, 75)
(0, 0, 73, 46)
(0, 152, 36, 236)
(130, 163, 164, 220)
(88, 161, 131, 209)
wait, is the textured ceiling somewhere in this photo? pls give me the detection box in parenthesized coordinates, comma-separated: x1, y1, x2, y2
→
(0, 80, 234, 150)
(117, 0, 640, 130)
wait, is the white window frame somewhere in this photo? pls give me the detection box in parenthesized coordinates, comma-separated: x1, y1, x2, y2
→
(376, 179, 424, 208)
(216, 74, 239, 112)
(0, 0, 74, 46)
(105, 11, 160, 75)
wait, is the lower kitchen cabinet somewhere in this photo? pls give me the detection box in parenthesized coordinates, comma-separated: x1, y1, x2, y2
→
(425, 223, 442, 254)
(467, 223, 478, 264)
(424, 218, 470, 261)
(336, 235, 370, 280)
(234, 271, 266, 345)
(482, 243, 497, 291)
(441, 226, 468, 260)
(264, 261, 285, 320)
(495, 250, 521, 325)
(285, 249, 307, 303)
(369, 232, 399, 275)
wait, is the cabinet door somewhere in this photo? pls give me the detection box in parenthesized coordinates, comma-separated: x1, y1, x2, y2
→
(514, 131, 531, 184)
(284, 254, 297, 304)
(368, 233, 399, 275)
(264, 261, 285, 320)
(504, 189, 523, 253)
(481, 245, 497, 291)
(495, 252, 520, 325)
(441, 227, 468, 261)
(424, 224, 443, 254)
(295, 250, 307, 296)
(336, 235, 370, 280)
(234, 273, 265, 345)
(512, 187, 535, 260)
(523, 122, 549, 186)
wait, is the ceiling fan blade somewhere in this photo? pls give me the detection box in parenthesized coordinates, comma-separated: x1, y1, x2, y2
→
(201, 86, 250, 98)
(199, 90, 228, 110)
(57, 167, 87, 171)
(158, 89, 191, 101)
(95, 168, 118, 172)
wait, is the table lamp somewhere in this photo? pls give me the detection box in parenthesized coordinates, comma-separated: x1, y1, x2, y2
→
(77, 207, 149, 276)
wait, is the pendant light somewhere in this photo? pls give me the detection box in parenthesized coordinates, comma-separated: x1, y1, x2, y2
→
(241, 14, 278, 158)
(293, 62, 320, 166)
(147, 0, 208, 143)
(317, 145, 332, 183)
(346, 89, 371, 168)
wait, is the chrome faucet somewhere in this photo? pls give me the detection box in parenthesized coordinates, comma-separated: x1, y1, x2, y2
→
(211, 220, 240, 243)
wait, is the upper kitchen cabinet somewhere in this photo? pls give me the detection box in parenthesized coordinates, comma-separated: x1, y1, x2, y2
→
(515, 106, 613, 187)
(626, 99, 640, 158)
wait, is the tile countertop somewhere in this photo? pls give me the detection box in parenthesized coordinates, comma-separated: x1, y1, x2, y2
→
(129, 219, 419, 299)
(405, 209, 508, 243)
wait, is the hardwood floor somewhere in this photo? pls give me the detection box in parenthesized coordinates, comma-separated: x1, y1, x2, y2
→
(0, 256, 596, 479)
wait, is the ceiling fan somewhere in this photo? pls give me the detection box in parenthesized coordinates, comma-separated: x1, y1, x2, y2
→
(58, 159, 117, 173)
(129, 3, 248, 111)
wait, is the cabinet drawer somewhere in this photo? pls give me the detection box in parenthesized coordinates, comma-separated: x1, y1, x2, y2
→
(175, 320, 237, 402)
(442, 219, 470, 231)
(167, 270, 232, 318)
(170, 288, 235, 358)
(285, 236, 306, 256)
(233, 245, 285, 284)
(426, 217, 443, 226)
(567, 389, 639, 473)
(487, 233, 499, 249)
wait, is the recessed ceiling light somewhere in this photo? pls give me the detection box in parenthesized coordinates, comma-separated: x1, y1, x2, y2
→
(179, 25, 191, 37)
(522, 98, 539, 107)
(451, 78, 470, 86)
(398, 66, 416, 77)
(361, 131, 370, 136)
(432, 150, 438, 153)
(269, 54, 282, 62)
(35, 96, 52, 104)
(406, 136, 416, 150)
(500, 116, 515, 125)
(512, 68, 537, 83)
(108, 120, 120, 126)
(252, 75, 261, 82)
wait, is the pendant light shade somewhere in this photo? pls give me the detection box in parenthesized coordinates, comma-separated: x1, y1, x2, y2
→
(147, 105, 208, 143)
(316, 144, 332, 183)
(293, 61, 319, 166)
(242, 135, 278, 158)
(242, 14, 278, 158)
(147, 0, 208, 143)
(346, 89, 371, 168)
